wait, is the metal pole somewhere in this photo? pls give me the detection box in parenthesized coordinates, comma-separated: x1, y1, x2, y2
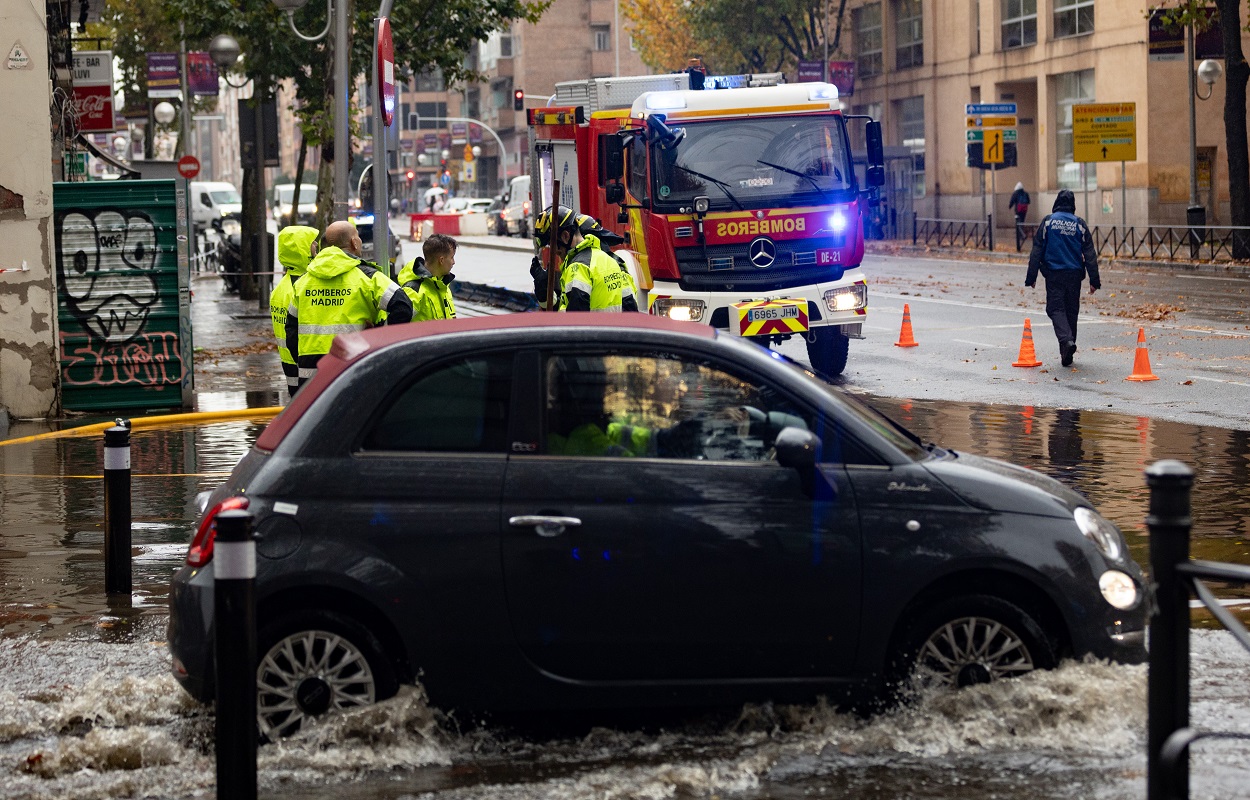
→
(990, 167, 997, 245)
(214, 509, 257, 800)
(253, 93, 267, 304)
(1122, 160, 1127, 230)
(615, 0, 621, 76)
(824, 0, 829, 81)
(1082, 162, 1089, 222)
(179, 24, 191, 155)
(1187, 22, 1199, 210)
(333, 0, 350, 222)
(103, 420, 131, 598)
(1146, 459, 1194, 800)
(371, 14, 391, 276)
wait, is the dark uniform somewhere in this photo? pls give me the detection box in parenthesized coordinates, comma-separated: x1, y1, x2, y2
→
(1025, 189, 1100, 366)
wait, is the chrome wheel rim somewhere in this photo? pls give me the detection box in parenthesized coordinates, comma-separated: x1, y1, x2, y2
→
(257, 629, 377, 739)
(915, 615, 1035, 689)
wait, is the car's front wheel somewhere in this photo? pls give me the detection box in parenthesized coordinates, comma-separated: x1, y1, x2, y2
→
(256, 610, 399, 740)
(891, 595, 1058, 695)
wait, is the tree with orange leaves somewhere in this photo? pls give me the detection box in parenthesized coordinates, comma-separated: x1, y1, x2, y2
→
(620, 0, 702, 73)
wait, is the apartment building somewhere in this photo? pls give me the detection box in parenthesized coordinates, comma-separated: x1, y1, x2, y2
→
(841, 0, 1246, 227)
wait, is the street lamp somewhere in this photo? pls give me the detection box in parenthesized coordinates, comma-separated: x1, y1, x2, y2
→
(1187, 27, 1224, 232)
(209, 34, 268, 304)
(471, 145, 482, 159)
(154, 102, 177, 125)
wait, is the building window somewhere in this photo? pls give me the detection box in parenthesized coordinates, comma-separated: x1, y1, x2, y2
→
(1055, 68, 1095, 190)
(897, 96, 925, 198)
(630, 35, 639, 51)
(500, 33, 513, 57)
(856, 3, 883, 77)
(1054, 0, 1094, 38)
(850, 102, 884, 152)
(414, 70, 445, 93)
(414, 102, 447, 129)
(592, 25, 611, 52)
(895, 0, 923, 69)
(1001, 0, 1036, 49)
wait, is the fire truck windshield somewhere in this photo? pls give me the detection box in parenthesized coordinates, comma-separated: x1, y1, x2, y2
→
(650, 115, 854, 211)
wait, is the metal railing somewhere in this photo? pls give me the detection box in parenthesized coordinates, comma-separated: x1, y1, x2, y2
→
(1091, 224, 1250, 263)
(912, 214, 994, 251)
(1146, 460, 1250, 800)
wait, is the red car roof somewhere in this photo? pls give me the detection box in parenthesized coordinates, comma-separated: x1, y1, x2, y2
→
(255, 313, 714, 453)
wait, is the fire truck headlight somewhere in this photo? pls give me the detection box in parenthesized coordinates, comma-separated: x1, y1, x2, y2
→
(693, 196, 710, 215)
(828, 211, 848, 232)
(653, 298, 706, 322)
(823, 285, 866, 313)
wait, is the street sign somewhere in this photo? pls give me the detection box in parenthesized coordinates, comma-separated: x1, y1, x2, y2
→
(967, 142, 1017, 169)
(71, 50, 116, 133)
(376, 18, 395, 127)
(463, 143, 474, 162)
(966, 115, 1018, 128)
(966, 129, 1018, 142)
(68, 152, 88, 177)
(983, 130, 1004, 164)
(965, 103, 1016, 115)
(1073, 102, 1137, 162)
(177, 155, 201, 179)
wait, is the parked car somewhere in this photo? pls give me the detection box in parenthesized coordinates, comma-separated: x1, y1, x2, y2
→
(272, 183, 320, 226)
(501, 174, 531, 237)
(350, 212, 401, 265)
(442, 197, 494, 215)
(486, 195, 507, 236)
(190, 181, 242, 227)
(169, 315, 1147, 739)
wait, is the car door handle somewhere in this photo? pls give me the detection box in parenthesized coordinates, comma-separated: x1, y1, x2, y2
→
(508, 515, 582, 538)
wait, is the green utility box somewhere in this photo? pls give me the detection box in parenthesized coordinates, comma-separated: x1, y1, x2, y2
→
(53, 179, 194, 411)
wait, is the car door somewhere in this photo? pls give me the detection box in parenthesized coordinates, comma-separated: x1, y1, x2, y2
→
(500, 347, 862, 682)
(340, 350, 516, 674)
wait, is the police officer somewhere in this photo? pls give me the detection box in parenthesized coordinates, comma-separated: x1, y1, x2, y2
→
(529, 205, 639, 312)
(397, 233, 458, 321)
(270, 225, 319, 396)
(1025, 189, 1100, 367)
(286, 220, 413, 389)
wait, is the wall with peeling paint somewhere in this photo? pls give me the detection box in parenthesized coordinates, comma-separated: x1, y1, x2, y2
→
(0, 5, 58, 420)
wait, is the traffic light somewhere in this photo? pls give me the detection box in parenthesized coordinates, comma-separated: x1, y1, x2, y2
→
(513, 89, 524, 112)
(406, 170, 414, 182)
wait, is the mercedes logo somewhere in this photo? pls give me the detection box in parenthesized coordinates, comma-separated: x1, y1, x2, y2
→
(749, 236, 776, 268)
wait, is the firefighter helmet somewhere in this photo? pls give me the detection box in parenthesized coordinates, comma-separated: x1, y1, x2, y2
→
(534, 204, 578, 246)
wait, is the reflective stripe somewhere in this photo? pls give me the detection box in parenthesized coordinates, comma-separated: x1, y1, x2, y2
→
(380, 282, 399, 306)
(567, 277, 592, 294)
(286, 376, 299, 387)
(287, 303, 298, 318)
(215, 541, 256, 580)
(600, 304, 623, 312)
(298, 367, 318, 378)
(298, 323, 367, 335)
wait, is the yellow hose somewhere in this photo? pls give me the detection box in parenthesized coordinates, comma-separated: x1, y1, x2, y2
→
(0, 407, 285, 448)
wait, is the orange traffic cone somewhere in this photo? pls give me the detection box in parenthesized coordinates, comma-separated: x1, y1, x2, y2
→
(895, 304, 919, 347)
(1012, 318, 1043, 368)
(1125, 327, 1159, 381)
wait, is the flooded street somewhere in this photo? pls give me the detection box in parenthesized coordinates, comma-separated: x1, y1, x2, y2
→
(0, 398, 1247, 798)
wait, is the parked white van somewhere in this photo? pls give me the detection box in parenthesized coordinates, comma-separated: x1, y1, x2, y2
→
(272, 184, 320, 227)
(501, 175, 531, 238)
(190, 181, 242, 225)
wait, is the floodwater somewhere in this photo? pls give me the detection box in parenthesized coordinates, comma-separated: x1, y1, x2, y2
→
(0, 396, 1247, 799)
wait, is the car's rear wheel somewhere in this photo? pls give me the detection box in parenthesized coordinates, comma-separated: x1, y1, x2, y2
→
(891, 595, 1058, 695)
(805, 326, 850, 377)
(256, 610, 398, 740)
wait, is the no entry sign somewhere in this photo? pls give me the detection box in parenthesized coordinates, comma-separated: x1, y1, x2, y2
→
(177, 155, 201, 179)
(377, 18, 395, 127)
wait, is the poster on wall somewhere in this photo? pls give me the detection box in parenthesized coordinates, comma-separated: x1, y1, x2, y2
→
(71, 50, 116, 132)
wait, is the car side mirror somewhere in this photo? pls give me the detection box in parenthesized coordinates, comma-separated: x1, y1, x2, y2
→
(866, 120, 885, 167)
(775, 427, 820, 470)
(606, 182, 626, 205)
(599, 134, 625, 184)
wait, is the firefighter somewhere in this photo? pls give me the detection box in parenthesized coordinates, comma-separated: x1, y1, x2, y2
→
(286, 220, 413, 389)
(397, 232, 458, 321)
(270, 225, 319, 397)
(529, 205, 639, 312)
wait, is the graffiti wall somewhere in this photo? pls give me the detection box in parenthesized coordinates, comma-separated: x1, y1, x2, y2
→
(53, 181, 193, 412)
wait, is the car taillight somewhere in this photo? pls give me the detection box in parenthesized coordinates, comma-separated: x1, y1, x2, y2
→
(186, 496, 250, 567)
(523, 200, 530, 213)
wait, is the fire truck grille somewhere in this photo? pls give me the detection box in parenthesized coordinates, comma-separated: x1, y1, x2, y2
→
(674, 237, 848, 293)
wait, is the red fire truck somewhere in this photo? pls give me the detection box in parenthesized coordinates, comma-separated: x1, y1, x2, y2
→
(527, 71, 885, 375)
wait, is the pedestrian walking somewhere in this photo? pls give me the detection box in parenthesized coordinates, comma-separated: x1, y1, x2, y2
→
(270, 225, 320, 396)
(1009, 182, 1031, 252)
(1024, 189, 1100, 367)
(530, 205, 639, 312)
(286, 220, 413, 390)
(398, 232, 458, 321)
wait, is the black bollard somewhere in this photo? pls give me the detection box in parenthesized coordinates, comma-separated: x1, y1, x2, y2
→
(1146, 459, 1195, 800)
(103, 422, 132, 596)
(214, 509, 257, 800)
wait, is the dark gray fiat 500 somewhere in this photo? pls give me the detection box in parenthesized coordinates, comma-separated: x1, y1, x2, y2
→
(169, 314, 1146, 739)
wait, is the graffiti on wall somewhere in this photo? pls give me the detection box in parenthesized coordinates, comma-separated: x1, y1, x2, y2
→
(56, 208, 181, 388)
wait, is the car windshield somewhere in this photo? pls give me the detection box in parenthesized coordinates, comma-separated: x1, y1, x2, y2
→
(651, 115, 854, 212)
(276, 185, 319, 204)
(210, 190, 241, 204)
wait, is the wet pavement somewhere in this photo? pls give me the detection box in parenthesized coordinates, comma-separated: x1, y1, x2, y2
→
(0, 238, 1247, 798)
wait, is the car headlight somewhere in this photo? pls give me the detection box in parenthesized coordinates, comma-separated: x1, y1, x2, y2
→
(1074, 507, 1124, 561)
(652, 298, 706, 322)
(1099, 569, 1139, 610)
(822, 284, 866, 313)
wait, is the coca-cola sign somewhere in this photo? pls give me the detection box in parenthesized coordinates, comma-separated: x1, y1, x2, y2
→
(72, 85, 116, 132)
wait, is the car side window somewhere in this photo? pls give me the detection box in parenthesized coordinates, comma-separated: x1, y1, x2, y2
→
(361, 353, 513, 453)
(201, 193, 213, 207)
(544, 352, 815, 462)
(627, 135, 648, 204)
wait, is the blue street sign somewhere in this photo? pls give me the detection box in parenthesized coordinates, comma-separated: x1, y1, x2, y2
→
(440, 172, 451, 186)
(965, 103, 1017, 115)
